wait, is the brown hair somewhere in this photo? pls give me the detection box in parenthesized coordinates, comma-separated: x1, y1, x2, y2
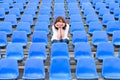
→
(54, 16, 66, 30)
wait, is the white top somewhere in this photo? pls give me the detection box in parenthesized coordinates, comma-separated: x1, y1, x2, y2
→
(51, 24, 69, 41)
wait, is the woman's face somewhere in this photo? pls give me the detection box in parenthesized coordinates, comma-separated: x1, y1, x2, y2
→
(55, 19, 65, 28)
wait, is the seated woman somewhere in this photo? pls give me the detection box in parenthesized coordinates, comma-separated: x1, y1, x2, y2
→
(51, 16, 69, 44)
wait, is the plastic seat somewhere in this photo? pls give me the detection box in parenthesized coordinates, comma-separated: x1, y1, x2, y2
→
(0, 58, 19, 79)
(74, 42, 92, 60)
(54, 0, 64, 3)
(24, 8, 36, 18)
(0, 22, 12, 35)
(12, 31, 28, 46)
(112, 31, 120, 46)
(14, 0, 26, 6)
(34, 22, 49, 34)
(83, 8, 95, 18)
(70, 22, 85, 34)
(95, 2, 106, 13)
(38, 15, 50, 25)
(28, 43, 47, 60)
(92, 31, 108, 46)
(49, 58, 72, 80)
(4, 15, 17, 26)
(51, 43, 69, 60)
(20, 14, 34, 26)
(98, 8, 109, 18)
(92, 0, 103, 6)
(88, 21, 103, 34)
(39, 8, 51, 16)
(0, 3, 9, 13)
(13, 3, 24, 12)
(76, 58, 99, 79)
(102, 14, 115, 26)
(3, 0, 13, 7)
(96, 42, 115, 60)
(17, 22, 31, 34)
(109, 3, 119, 13)
(0, 32, 7, 47)
(6, 43, 24, 60)
(32, 31, 48, 45)
(0, 8, 5, 19)
(9, 8, 21, 19)
(68, 9, 80, 16)
(23, 58, 45, 79)
(106, 21, 120, 35)
(69, 14, 82, 24)
(72, 31, 88, 45)
(27, 3, 38, 11)
(86, 14, 99, 25)
(114, 8, 120, 19)
(102, 58, 120, 79)
(105, 0, 115, 7)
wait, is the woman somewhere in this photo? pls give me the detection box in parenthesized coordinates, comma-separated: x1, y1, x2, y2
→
(51, 16, 69, 44)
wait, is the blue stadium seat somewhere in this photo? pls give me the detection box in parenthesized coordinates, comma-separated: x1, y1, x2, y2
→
(105, 0, 115, 7)
(109, 3, 119, 13)
(3, 0, 13, 7)
(72, 31, 88, 45)
(86, 14, 99, 25)
(49, 58, 72, 80)
(114, 8, 120, 19)
(106, 21, 120, 35)
(24, 8, 36, 18)
(28, 43, 47, 60)
(23, 58, 45, 79)
(69, 14, 83, 24)
(88, 21, 103, 34)
(14, 0, 26, 6)
(74, 42, 92, 60)
(0, 58, 19, 79)
(30, 0, 40, 4)
(0, 32, 7, 47)
(83, 8, 95, 18)
(12, 31, 28, 46)
(54, 0, 64, 3)
(92, 31, 108, 46)
(68, 9, 80, 17)
(102, 14, 115, 26)
(98, 8, 109, 18)
(81, 2, 92, 11)
(39, 8, 51, 16)
(51, 43, 69, 60)
(20, 14, 34, 26)
(54, 10, 66, 19)
(13, 3, 24, 12)
(95, 2, 106, 13)
(112, 31, 120, 46)
(79, 0, 90, 5)
(70, 22, 85, 34)
(96, 42, 115, 60)
(0, 22, 12, 35)
(68, 3, 78, 10)
(0, 3, 9, 13)
(38, 15, 50, 25)
(34, 22, 49, 34)
(9, 8, 21, 19)
(17, 22, 31, 34)
(4, 15, 17, 26)
(102, 58, 120, 79)
(27, 3, 38, 11)
(92, 0, 103, 6)
(6, 43, 24, 60)
(32, 31, 48, 45)
(76, 58, 99, 79)
(0, 8, 5, 19)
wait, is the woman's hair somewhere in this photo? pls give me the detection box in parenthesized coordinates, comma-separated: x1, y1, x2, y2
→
(54, 16, 66, 30)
